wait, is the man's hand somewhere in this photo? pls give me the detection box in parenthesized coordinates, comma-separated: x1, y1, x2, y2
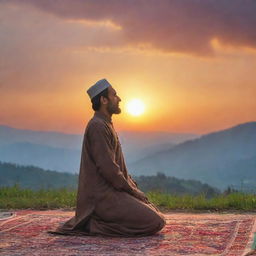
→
(132, 189, 150, 203)
(128, 175, 138, 188)
(133, 190, 160, 211)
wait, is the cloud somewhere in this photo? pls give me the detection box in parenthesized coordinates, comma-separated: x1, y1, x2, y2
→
(0, 1, 124, 92)
(2, 0, 256, 55)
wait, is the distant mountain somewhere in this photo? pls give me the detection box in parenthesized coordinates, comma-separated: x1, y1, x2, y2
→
(0, 162, 219, 197)
(129, 122, 256, 191)
(123, 143, 176, 164)
(0, 125, 82, 149)
(1, 122, 255, 192)
(0, 142, 80, 173)
(0, 124, 198, 172)
(119, 130, 198, 146)
(119, 130, 198, 164)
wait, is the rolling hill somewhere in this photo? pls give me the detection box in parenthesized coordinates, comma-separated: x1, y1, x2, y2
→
(0, 124, 198, 172)
(0, 162, 219, 196)
(129, 122, 256, 191)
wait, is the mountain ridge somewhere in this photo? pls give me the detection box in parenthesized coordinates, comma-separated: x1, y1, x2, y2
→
(129, 121, 256, 191)
(0, 124, 198, 170)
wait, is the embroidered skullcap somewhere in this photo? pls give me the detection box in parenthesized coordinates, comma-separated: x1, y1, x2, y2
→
(87, 79, 111, 100)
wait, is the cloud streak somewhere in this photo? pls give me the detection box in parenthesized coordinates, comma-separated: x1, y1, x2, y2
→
(3, 0, 256, 55)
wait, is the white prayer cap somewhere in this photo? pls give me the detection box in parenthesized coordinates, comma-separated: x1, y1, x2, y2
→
(87, 79, 111, 100)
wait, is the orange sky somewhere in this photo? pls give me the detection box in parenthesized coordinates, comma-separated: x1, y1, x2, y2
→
(1, 1, 256, 135)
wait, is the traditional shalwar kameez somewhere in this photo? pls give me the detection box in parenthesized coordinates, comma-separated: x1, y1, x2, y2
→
(51, 111, 166, 237)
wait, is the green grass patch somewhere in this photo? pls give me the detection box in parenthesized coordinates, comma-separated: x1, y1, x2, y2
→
(147, 190, 256, 211)
(0, 185, 76, 210)
(1, 185, 256, 211)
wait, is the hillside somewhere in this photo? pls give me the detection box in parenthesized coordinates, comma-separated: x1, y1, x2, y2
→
(0, 162, 219, 196)
(119, 130, 199, 163)
(0, 162, 78, 190)
(129, 122, 256, 191)
(0, 142, 80, 173)
(0, 124, 198, 172)
(133, 172, 219, 198)
(0, 125, 82, 149)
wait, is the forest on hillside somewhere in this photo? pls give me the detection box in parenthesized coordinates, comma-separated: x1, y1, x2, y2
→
(133, 172, 220, 198)
(0, 162, 219, 197)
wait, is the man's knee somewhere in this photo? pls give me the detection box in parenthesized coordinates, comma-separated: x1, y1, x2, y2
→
(144, 212, 166, 234)
(159, 216, 166, 229)
(155, 215, 166, 231)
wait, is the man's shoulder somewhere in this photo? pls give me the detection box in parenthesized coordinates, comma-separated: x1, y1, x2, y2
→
(84, 119, 113, 141)
(88, 116, 105, 127)
(86, 116, 109, 133)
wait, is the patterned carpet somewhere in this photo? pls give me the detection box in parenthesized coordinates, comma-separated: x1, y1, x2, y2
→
(0, 210, 256, 256)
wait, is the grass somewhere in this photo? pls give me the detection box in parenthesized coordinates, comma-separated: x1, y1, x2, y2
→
(0, 185, 76, 210)
(147, 191, 256, 211)
(0, 185, 256, 211)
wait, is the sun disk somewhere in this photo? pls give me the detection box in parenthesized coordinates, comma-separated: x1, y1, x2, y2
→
(126, 99, 145, 116)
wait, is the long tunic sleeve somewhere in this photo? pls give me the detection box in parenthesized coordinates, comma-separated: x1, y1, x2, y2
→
(128, 174, 139, 188)
(87, 122, 135, 194)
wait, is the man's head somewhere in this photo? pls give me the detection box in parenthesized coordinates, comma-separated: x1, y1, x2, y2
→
(87, 79, 121, 115)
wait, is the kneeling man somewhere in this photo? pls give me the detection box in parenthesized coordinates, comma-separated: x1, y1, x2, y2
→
(50, 79, 166, 237)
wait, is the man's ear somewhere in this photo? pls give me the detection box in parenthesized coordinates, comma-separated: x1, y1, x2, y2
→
(100, 96, 108, 105)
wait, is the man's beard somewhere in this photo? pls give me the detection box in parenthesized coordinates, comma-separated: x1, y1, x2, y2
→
(107, 101, 121, 114)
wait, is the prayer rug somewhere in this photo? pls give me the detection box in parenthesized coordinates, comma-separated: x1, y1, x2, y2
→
(0, 210, 256, 256)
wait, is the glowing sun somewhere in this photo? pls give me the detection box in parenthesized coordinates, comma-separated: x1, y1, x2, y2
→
(126, 99, 145, 116)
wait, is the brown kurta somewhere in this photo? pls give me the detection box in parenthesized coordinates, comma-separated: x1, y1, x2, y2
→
(51, 111, 166, 237)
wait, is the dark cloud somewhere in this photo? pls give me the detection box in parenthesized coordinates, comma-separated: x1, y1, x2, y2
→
(2, 0, 256, 55)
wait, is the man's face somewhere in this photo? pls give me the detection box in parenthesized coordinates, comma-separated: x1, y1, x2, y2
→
(106, 86, 121, 114)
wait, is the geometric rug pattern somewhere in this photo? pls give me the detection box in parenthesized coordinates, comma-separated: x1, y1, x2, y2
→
(0, 210, 256, 256)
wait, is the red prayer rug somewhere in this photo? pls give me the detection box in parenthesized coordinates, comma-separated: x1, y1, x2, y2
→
(0, 210, 256, 256)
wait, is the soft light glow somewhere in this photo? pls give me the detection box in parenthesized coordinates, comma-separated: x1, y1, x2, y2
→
(126, 99, 145, 116)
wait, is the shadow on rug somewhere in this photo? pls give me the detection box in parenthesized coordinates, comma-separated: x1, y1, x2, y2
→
(0, 210, 256, 256)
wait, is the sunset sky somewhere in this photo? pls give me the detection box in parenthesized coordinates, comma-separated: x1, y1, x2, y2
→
(1, 0, 256, 135)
